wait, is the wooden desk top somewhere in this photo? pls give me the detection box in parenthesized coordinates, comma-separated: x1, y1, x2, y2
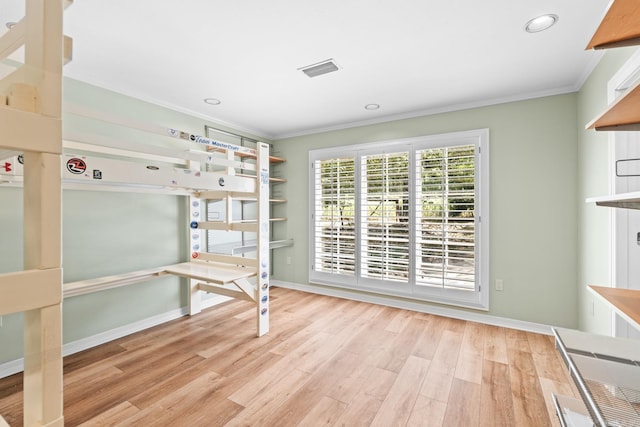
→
(164, 262, 255, 285)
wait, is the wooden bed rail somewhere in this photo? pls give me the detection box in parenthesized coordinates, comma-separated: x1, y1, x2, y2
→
(63, 267, 169, 298)
(0, 269, 62, 316)
(62, 262, 259, 301)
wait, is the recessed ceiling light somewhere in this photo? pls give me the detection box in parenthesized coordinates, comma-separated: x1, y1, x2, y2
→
(524, 14, 558, 33)
(365, 104, 380, 110)
(204, 98, 221, 105)
(5, 22, 17, 30)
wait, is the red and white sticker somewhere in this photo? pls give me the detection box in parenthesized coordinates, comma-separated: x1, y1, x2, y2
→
(66, 158, 87, 174)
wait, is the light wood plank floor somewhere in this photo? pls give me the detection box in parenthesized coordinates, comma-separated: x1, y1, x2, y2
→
(0, 287, 578, 426)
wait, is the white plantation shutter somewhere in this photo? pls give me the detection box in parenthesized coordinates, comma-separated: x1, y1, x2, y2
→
(309, 129, 488, 309)
(360, 152, 410, 282)
(313, 157, 356, 276)
(415, 144, 476, 290)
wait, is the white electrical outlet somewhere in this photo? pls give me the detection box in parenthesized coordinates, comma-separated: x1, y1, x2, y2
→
(495, 279, 504, 291)
(286, 256, 292, 265)
(0, 316, 3, 327)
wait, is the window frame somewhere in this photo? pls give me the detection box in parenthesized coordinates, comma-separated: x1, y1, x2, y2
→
(309, 129, 489, 310)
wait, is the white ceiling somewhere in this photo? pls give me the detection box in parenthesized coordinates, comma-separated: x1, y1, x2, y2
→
(2, 0, 611, 139)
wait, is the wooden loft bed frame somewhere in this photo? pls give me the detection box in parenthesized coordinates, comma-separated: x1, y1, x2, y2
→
(65, 126, 272, 336)
(1, 108, 272, 339)
(1, 91, 272, 425)
(0, 2, 269, 424)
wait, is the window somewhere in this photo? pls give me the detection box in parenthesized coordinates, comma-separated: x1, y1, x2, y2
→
(313, 156, 356, 277)
(360, 151, 410, 283)
(415, 144, 476, 291)
(309, 129, 489, 310)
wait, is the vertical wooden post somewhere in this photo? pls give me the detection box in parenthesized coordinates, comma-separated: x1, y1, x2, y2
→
(22, 153, 63, 427)
(187, 160, 202, 315)
(188, 196, 203, 315)
(21, 0, 65, 425)
(256, 143, 270, 336)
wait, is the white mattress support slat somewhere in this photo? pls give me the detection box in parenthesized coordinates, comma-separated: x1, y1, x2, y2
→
(65, 103, 257, 157)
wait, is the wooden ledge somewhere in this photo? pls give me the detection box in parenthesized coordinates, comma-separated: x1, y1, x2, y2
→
(587, 0, 640, 50)
(588, 285, 640, 332)
(164, 262, 255, 285)
(64, 267, 168, 298)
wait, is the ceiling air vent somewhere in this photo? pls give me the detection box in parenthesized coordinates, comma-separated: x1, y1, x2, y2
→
(299, 59, 340, 78)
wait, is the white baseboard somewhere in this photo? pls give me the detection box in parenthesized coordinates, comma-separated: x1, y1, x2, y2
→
(0, 295, 230, 379)
(0, 358, 23, 380)
(272, 280, 555, 336)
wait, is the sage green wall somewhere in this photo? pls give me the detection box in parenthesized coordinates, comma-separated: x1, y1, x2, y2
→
(272, 94, 580, 328)
(0, 78, 268, 364)
(0, 188, 186, 363)
(577, 47, 639, 334)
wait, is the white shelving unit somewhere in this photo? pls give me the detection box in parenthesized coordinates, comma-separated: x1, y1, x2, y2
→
(203, 126, 293, 276)
(553, 1, 640, 426)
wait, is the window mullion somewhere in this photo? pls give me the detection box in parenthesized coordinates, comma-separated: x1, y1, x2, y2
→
(408, 148, 416, 290)
(442, 147, 448, 287)
(354, 152, 362, 284)
(383, 156, 389, 279)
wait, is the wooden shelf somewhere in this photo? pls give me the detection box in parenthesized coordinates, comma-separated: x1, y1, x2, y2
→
(587, 191, 640, 209)
(587, 78, 640, 131)
(588, 285, 640, 332)
(207, 146, 285, 163)
(236, 151, 285, 164)
(209, 238, 294, 255)
(587, 0, 640, 50)
(236, 173, 287, 183)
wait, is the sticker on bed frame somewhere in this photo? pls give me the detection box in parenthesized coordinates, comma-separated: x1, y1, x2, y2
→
(66, 158, 87, 174)
(2, 162, 11, 172)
